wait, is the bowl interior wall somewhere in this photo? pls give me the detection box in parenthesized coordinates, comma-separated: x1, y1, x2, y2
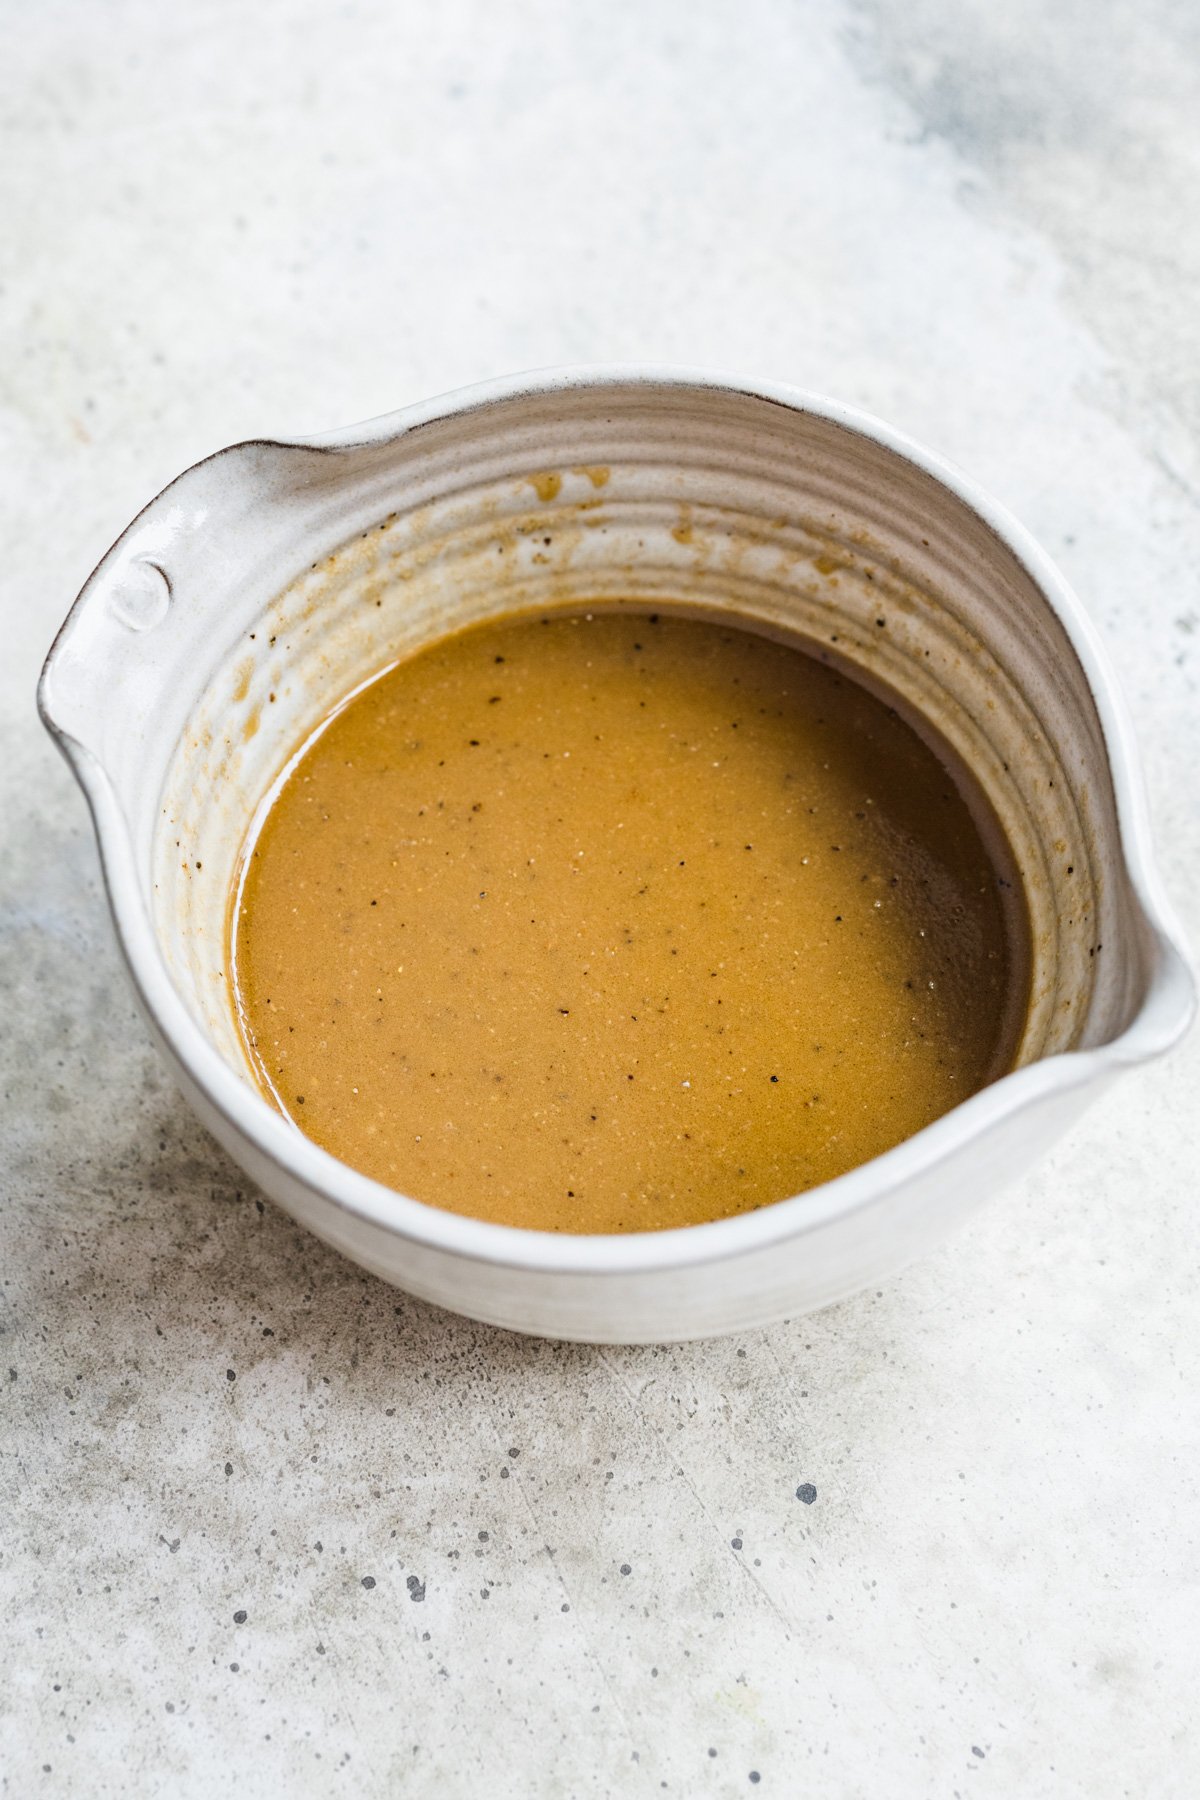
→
(87, 387, 1140, 1084)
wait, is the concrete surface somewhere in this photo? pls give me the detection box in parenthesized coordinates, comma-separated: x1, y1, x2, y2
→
(2, 2, 1198, 1794)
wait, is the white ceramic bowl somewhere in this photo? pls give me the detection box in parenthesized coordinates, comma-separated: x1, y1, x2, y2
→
(39, 368, 1194, 1342)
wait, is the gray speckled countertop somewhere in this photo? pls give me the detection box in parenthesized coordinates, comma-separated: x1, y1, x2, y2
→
(2, 3, 1198, 1795)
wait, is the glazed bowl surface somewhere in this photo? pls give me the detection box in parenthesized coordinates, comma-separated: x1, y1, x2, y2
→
(39, 369, 1194, 1341)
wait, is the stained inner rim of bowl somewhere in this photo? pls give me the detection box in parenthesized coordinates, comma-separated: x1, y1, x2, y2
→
(151, 388, 1146, 1114)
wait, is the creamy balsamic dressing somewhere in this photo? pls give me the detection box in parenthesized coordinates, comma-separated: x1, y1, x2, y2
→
(231, 608, 1027, 1232)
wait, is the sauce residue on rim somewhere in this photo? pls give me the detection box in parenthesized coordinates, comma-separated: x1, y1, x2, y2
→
(229, 607, 1029, 1232)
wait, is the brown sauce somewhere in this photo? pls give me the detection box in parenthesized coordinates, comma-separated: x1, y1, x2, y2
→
(230, 608, 1028, 1232)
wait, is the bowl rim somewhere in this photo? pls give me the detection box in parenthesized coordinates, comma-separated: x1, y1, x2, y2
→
(39, 363, 1196, 1277)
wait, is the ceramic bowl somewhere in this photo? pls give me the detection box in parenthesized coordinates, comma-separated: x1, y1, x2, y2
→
(39, 369, 1194, 1342)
